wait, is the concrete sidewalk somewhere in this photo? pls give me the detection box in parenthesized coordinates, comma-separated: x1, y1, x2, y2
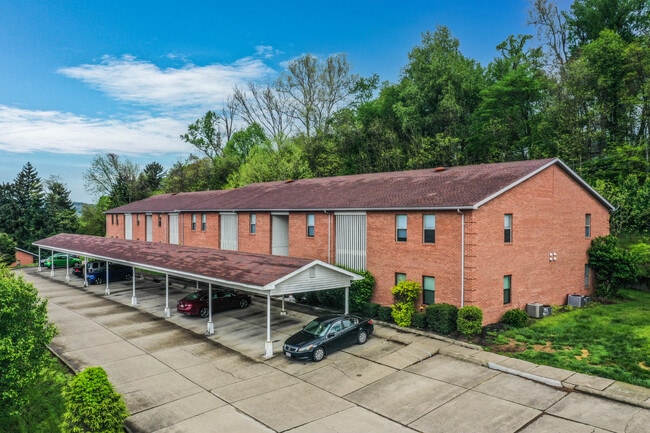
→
(22, 268, 650, 432)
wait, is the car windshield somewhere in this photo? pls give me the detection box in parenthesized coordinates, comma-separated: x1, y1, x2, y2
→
(303, 319, 329, 337)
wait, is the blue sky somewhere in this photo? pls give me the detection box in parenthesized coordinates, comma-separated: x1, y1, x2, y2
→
(0, 0, 552, 203)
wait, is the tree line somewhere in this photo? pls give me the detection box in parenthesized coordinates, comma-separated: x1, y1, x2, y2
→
(3, 0, 650, 249)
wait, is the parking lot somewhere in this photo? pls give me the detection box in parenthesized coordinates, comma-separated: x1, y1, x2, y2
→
(22, 267, 650, 433)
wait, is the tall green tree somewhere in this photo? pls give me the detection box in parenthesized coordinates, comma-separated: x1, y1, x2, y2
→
(567, 0, 650, 46)
(7, 163, 47, 250)
(0, 266, 56, 417)
(0, 233, 16, 266)
(44, 176, 79, 235)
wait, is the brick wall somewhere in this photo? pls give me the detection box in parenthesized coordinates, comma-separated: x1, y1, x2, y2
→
(238, 212, 271, 254)
(288, 212, 331, 262)
(181, 212, 220, 248)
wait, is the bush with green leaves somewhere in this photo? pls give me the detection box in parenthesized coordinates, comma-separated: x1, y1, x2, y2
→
(361, 302, 381, 318)
(307, 267, 375, 312)
(426, 303, 458, 334)
(378, 305, 393, 322)
(390, 280, 421, 326)
(60, 366, 129, 433)
(501, 308, 529, 328)
(588, 235, 638, 298)
(412, 311, 427, 329)
(457, 305, 483, 337)
(0, 265, 56, 417)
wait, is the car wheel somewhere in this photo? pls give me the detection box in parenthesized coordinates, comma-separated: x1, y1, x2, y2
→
(239, 298, 249, 309)
(312, 346, 326, 362)
(199, 307, 209, 318)
(95, 277, 103, 285)
(357, 330, 368, 344)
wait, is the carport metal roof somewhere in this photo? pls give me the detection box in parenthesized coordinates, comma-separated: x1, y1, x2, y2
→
(33, 233, 361, 297)
(34, 233, 361, 359)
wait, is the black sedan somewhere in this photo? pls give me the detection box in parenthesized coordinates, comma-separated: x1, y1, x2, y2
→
(283, 314, 374, 362)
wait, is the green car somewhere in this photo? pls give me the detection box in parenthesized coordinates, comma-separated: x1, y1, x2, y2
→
(41, 253, 82, 269)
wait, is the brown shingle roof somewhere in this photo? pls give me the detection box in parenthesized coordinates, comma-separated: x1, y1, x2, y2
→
(34, 233, 314, 288)
(106, 158, 613, 213)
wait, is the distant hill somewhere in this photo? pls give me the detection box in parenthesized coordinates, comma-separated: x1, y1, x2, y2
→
(73, 202, 88, 215)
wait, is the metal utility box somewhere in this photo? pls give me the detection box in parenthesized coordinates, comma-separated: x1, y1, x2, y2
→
(567, 294, 591, 307)
(526, 303, 544, 318)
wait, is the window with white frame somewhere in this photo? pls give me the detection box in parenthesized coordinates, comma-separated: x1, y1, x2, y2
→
(191, 213, 197, 231)
(396, 214, 407, 242)
(201, 213, 207, 231)
(504, 275, 512, 304)
(307, 214, 315, 237)
(423, 214, 435, 244)
(158, 214, 162, 227)
(504, 214, 513, 243)
(423, 276, 435, 304)
(584, 264, 590, 288)
(585, 214, 591, 238)
(250, 213, 256, 234)
(136, 214, 140, 226)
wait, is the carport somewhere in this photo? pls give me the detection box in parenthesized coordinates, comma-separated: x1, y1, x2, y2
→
(33, 233, 361, 358)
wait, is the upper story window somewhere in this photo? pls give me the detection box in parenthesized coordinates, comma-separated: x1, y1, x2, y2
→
(158, 214, 162, 227)
(136, 214, 140, 226)
(504, 214, 513, 243)
(191, 213, 197, 231)
(423, 214, 436, 244)
(585, 214, 591, 238)
(423, 276, 435, 304)
(250, 213, 256, 234)
(116, 215, 119, 225)
(201, 213, 207, 231)
(111, 214, 115, 225)
(307, 214, 315, 237)
(396, 214, 407, 242)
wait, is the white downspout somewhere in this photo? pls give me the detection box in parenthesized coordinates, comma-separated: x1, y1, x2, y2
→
(458, 209, 465, 308)
(326, 211, 331, 264)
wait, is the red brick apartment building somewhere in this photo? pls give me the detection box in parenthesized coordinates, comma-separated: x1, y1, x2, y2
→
(105, 158, 613, 324)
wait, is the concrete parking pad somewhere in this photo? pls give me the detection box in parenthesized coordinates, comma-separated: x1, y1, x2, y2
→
(406, 354, 499, 388)
(213, 370, 301, 402)
(63, 340, 145, 367)
(233, 381, 354, 432)
(565, 372, 616, 390)
(547, 392, 646, 432)
(473, 372, 567, 410)
(154, 404, 274, 433)
(286, 406, 417, 433)
(518, 414, 610, 433)
(410, 390, 540, 433)
(346, 370, 464, 424)
(124, 390, 228, 432)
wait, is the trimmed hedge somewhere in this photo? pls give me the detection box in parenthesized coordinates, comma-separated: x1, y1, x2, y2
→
(412, 312, 427, 329)
(361, 302, 381, 318)
(426, 303, 458, 334)
(501, 308, 529, 328)
(457, 306, 483, 337)
(60, 366, 129, 433)
(378, 306, 393, 322)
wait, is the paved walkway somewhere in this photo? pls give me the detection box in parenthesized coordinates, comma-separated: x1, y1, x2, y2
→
(21, 268, 650, 432)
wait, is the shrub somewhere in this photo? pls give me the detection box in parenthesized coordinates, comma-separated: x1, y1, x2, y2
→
(501, 308, 529, 328)
(412, 311, 427, 329)
(0, 233, 16, 266)
(391, 280, 422, 327)
(60, 366, 129, 433)
(391, 302, 415, 326)
(588, 235, 638, 298)
(345, 268, 375, 312)
(426, 303, 458, 334)
(378, 305, 393, 322)
(361, 302, 381, 318)
(457, 306, 483, 337)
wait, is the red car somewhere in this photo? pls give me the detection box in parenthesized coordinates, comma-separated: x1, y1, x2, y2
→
(177, 289, 251, 318)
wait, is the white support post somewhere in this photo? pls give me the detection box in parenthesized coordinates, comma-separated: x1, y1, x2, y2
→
(280, 295, 287, 315)
(105, 261, 110, 295)
(38, 247, 42, 272)
(344, 286, 350, 315)
(163, 274, 171, 318)
(65, 253, 70, 283)
(206, 283, 214, 335)
(264, 293, 273, 358)
(83, 257, 88, 287)
(49, 249, 55, 277)
(131, 265, 137, 305)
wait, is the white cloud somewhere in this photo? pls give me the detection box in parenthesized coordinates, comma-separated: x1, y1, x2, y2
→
(58, 55, 276, 108)
(0, 105, 192, 155)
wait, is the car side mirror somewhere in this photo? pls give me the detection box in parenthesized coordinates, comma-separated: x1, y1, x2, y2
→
(327, 333, 335, 339)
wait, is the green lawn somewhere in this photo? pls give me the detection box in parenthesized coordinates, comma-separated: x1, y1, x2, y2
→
(485, 289, 650, 388)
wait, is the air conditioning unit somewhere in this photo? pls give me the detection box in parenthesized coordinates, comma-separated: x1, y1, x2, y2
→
(526, 303, 544, 318)
(567, 294, 591, 307)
